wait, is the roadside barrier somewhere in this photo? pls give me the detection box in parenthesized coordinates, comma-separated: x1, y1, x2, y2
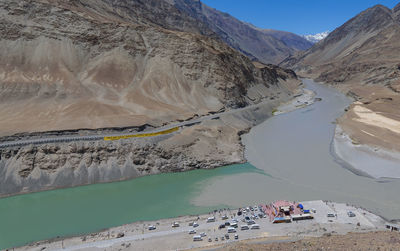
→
(103, 127, 179, 141)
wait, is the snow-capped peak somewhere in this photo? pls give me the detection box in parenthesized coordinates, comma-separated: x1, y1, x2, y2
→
(303, 31, 329, 43)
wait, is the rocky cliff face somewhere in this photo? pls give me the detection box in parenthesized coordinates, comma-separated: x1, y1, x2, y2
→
(168, 0, 313, 64)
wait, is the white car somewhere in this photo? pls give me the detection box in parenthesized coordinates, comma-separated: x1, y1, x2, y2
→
(148, 225, 156, 230)
(193, 222, 199, 227)
(193, 235, 202, 241)
(189, 229, 196, 234)
(207, 217, 215, 223)
(200, 232, 207, 237)
(227, 227, 236, 233)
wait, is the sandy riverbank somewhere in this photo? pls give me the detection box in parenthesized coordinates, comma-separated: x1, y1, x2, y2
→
(333, 125, 400, 179)
(15, 200, 387, 251)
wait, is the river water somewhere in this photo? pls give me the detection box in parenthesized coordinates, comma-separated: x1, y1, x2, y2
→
(1, 79, 399, 249)
(194, 79, 400, 220)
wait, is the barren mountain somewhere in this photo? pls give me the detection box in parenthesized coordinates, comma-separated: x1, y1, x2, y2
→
(0, 0, 297, 137)
(0, 0, 301, 196)
(282, 3, 400, 152)
(168, 0, 313, 64)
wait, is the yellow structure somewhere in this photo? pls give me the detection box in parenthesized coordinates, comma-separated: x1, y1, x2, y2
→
(104, 127, 179, 141)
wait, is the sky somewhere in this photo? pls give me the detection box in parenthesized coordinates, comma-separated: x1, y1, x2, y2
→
(201, 0, 399, 35)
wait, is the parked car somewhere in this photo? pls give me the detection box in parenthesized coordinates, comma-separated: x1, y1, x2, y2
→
(215, 237, 218, 241)
(189, 230, 196, 234)
(193, 222, 199, 227)
(219, 224, 225, 229)
(247, 220, 256, 225)
(200, 232, 207, 237)
(148, 225, 156, 230)
(250, 224, 260, 229)
(227, 227, 236, 233)
(221, 236, 225, 241)
(347, 211, 356, 217)
(225, 234, 230, 239)
(327, 213, 335, 218)
(172, 222, 179, 228)
(193, 235, 202, 241)
(234, 234, 239, 240)
(225, 222, 230, 226)
(207, 217, 215, 223)
(240, 225, 249, 230)
(208, 237, 212, 242)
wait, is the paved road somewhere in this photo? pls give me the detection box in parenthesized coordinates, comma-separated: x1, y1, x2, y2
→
(0, 95, 291, 149)
(52, 222, 221, 251)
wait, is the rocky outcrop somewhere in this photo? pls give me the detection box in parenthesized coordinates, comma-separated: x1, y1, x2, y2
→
(0, 133, 237, 196)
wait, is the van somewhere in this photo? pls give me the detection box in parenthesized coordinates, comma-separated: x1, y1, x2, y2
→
(230, 222, 238, 228)
(250, 224, 260, 229)
(240, 225, 249, 230)
(227, 227, 236, 233)
(193, 235, 203, 241)
(207, 217, 215, 223)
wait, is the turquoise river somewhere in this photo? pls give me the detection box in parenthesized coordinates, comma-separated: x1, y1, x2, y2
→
(0, 163, 266, 249)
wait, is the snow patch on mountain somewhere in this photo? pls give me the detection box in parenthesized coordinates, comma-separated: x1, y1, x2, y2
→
(303, 31, 330, 43)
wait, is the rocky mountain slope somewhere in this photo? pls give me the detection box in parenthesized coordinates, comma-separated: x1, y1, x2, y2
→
(168, 0, 313, 64)
(0, 0, 297, 137)
(0, 0, 300, 196)
(282, 3, 400, 152)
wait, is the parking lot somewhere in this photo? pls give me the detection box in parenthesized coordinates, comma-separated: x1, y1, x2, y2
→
(18, 200, 387, 251)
